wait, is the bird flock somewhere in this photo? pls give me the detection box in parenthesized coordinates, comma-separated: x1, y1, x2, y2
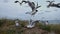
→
(15, 0, 41, 16)
(14, 0, 60, 16)
(14, 0, 60, 28)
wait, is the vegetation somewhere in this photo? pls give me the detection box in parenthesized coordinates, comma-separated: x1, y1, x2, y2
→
(36, 23, 51, 32)
(51, 24, 60, 34)
(0, 18, 60, 34)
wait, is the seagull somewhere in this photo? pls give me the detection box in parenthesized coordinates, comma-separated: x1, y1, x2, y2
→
(15, 20, 19, 27)
(27, 20, 40, 28)
(46, 1, 60, 8)
(22, 0, 41, 12)
(15, 0, 41, 12)
(25, 10, 38, 16)
(46, 1, 55, 8)
(27, 19, 35, 28)
(44, 21, 49, 26)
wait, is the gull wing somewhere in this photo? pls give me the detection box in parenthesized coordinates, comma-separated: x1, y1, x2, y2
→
(15, 1, 19, 3)
(36, 2, 41, 9)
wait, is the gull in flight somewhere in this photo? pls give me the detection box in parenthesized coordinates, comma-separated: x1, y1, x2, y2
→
(46, 0, 60, 8)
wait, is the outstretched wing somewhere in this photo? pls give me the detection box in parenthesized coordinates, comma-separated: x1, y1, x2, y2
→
(46, 0, 55, 8)
(36, 6, 41, 9)
(57, 3, 60, 6)
(37, 2, 38, 7)
(15, 1, 19, 3)
(46, 1, 55, 3)
(21, 0, 27, 3)
(32, 2, 35, 6)
(36, 2, 41, 9)
(20, 0, 27, 5)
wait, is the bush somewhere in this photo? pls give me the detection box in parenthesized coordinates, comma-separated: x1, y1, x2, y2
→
(36, 23, 51, 32)
(52, 25, 60, 34)
(35, 23, 43, 28)
(0, 19, 6, 27)
(37, 23, 51, 32)
(7, 30, 15, 34)
(20, 21, 27, 27)
(41, 25, 51, 32)
(0, 20, 3, 27)
(6, 20, 15, 26)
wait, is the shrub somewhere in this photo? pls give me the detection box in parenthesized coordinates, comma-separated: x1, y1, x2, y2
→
(36, 22, 51, 32)
(7, 30, 15, 34)
(52, 25, 60, 34)
(35, 23, 43, 28)
(37, 23, 51, 32)
(0, 20, 4, 27)
(41, 25, 51, 32)
(0, 19, 6, 27)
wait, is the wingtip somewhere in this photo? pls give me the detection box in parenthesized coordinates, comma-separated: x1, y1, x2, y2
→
(14, 1, 19, 3)
(46, 1, 50, 2)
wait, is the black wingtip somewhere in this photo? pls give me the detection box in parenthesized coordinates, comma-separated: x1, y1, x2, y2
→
(14, 1, 19, 3)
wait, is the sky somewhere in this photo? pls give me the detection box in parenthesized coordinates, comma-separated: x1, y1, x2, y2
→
(0, 0, 60, 20)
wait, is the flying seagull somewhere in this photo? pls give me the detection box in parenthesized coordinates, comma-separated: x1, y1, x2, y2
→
(27, 19, 40, 28)
(25, 10, 38, 16)
(15, 0, 41, 12)
(46, 1, 60, 8)
(20, 0, 41, 12)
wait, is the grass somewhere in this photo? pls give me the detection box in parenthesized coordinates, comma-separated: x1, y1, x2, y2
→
(51, 24, 60, 34)
(0, 18, 27, 34)
(36, 23, 51, 32)
(0, 18, 60, 34)
(35, 22, 60, 34)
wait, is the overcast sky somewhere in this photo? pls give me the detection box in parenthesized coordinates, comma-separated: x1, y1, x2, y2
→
(0, 0, 60, 20)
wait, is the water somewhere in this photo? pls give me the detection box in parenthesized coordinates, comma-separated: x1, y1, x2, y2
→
(42, 20, 60, 24)
(48, 20, 60, 24)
